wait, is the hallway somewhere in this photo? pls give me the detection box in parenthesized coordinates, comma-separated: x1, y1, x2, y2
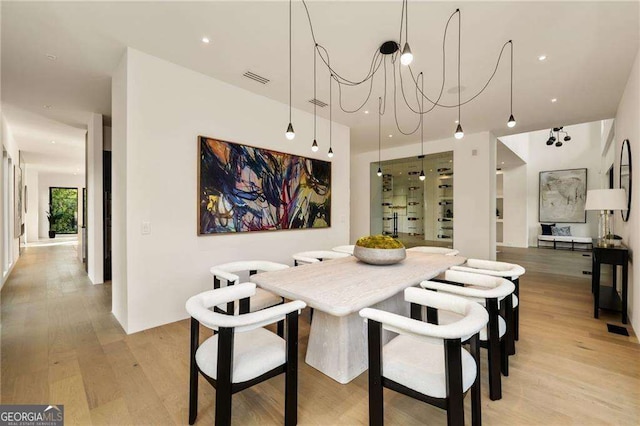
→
(2, 243, 640, 425)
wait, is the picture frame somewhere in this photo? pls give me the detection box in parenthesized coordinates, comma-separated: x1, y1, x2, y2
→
(198, 136, 331, 235)
(539, 168, 587, 223)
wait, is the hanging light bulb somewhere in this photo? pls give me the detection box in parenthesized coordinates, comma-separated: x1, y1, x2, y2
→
(377, 167, 383, 177)
(546, 139, 554, 146)
(285, 122, 295, 140)
(555, 141, 563, 147)
(311, 139, 318, 152)
(507, 114, 516, 128)
(564, 135, 571, 142)
(419, 170, 425, 181)
(400, 42, 413, 66)
(454, 123, 464, 139)
(327, 147, 333, 158)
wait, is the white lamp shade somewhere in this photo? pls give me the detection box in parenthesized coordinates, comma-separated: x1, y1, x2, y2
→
(584, 189, 627, 211)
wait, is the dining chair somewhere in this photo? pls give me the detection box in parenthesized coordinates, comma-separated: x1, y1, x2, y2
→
(332, 245, 355, 255)
(210, 260, 289, 336)
(291, 250, 350, 266)
(360, 287, 488, 426)
(420, 270, 515, 401)
(186, 283, 306, 426)
(450, 259, 525, 350)
(407, 246, 460, 256)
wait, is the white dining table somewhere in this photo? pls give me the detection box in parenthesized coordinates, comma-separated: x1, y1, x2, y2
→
(252, 251, 466, 384)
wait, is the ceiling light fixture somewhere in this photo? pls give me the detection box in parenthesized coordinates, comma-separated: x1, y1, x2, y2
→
(551, 98, 557, 103)
(45, 54, 57, 61)
(50, 140, 55, 144)
(201, 37, 210, 44)
(43, 105, 52, 109)
(538, 55, 546, 61)
(546, 126, 571, 147)
(311, 43, 318, 152)
(285, 0, 295, 141)
(328, 72, 334, 158)
(377, 96, 383, 177)
(364, 110, 369, 114)
(418, 72, 426, 181)
(295, 2, 515, 143)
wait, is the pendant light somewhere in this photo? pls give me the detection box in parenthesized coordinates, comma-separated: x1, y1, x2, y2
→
(376, 103, 383, 176)
(285, 0, 295, 140)
(328, 73, 334, 157)
(311, 44, 318, 152)
(507, 40, 516, 128)
(400, 0, 413, 66)
(454, 9, 464, 140)
(418, 72, 426, 181)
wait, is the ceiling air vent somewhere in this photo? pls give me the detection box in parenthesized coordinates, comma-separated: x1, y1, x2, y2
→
(308, 98, 328, 108)
(242, 71, 270, 84)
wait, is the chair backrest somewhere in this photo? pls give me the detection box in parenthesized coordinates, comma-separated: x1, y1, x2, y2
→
(186, 282, 306, 333)
(421, 270, 515, 301)
(450, 258, 525, 279)
(332, 245, 355, 255)
(407, 246, 459, 256)
(210, 260, 289, 283)
(360, 288, 488, 342)
(292, 250, 350, 265)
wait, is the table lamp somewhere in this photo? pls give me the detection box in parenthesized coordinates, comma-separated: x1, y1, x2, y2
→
(584, 189, 627, 247)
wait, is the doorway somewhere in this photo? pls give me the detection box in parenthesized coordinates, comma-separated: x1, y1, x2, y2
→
(48, 187, 79, 235)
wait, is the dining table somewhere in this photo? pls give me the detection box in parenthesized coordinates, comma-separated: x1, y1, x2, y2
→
(252, 250, 466, 384)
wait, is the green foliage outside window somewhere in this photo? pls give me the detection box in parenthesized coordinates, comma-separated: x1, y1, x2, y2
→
(49, 187, 78, 234)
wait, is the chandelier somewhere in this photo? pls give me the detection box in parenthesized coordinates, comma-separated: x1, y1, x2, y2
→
(285, 0, 517, 178)
(545, 127, 572, 147)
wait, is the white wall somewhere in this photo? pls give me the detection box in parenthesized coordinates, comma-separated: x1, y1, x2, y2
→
(525, 121, 602, 246)
(36, 172, 85, 239)
(501, 165, 528, 247)
(87, 113, 104, 284)
(615, 48, 640, 332)
(112, 48, 350, 334)
(0, 114, 21, 288)
(24, 165, 39, 243)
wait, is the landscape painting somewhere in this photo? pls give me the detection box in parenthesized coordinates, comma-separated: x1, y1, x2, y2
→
(539, 168, 587, 223)
(198, 136, 331, 234)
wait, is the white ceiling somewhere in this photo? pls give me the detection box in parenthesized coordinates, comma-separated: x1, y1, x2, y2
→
(2, 1, 639, 163)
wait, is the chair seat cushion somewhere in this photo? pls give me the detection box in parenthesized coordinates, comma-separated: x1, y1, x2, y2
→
(438, 310, 506, 341)
(383, 335, 477, 398)
(216, 287, 283, 313)
(196, 328, 285, 383)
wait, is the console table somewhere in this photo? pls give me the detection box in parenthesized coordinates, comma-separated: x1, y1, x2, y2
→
(592, 243, 629, 324)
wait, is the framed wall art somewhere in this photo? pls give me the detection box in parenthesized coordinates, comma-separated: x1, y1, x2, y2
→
(539, 168, 587, 223)
(198, 136, 331, 235)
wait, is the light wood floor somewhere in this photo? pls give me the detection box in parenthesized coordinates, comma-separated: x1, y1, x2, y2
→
(1, 244, 639, 425)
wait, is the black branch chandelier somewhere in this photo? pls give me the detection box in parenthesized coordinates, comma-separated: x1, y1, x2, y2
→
(545, 126, 571, 147)
(285, 0, 517, 177)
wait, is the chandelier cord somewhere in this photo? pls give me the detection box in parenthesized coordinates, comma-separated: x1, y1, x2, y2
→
(510, 40, 514, 115)
(329, 72, 332, 150)
(313, 43, 316, 140)
(378, 96, 382, 168)
(289, 0, 292, 123)
(457, 9, 461, 123)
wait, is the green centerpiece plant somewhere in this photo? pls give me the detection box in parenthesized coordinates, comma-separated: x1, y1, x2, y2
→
(354, 234, 406, 265)
(355, 235, 405, 249)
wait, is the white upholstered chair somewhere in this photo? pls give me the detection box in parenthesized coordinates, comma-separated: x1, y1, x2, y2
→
(407, 246, 460, 256)
(291, 250, 350, 266)
(186, 283, 306, 426)
(332, 245, 355, 255)
(360, 287, 488, 426)
(210, 261, 289, 336)
(450, 259, 525, 349)
(420, 270, 515, 401)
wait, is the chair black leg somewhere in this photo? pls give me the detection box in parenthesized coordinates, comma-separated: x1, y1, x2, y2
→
(470, 334, 482, 426)
(486, 299, 502, 401)
(285, 311, 299, 426)
(444, 339, 464, 426)
(500, 338, 509, 377)
(277, 320, 285, 338)
(189, 317, 199, 425)
(215, 328, 234, 426)
(513, 278, 520, 341)
(367, 320, 384, 426)
(504, 295, 515, 357)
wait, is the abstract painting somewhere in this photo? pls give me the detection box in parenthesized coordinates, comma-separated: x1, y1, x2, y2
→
(14, 165, 23, 237)
(539, 168, 587, 223)
(198, 136, 331, 234)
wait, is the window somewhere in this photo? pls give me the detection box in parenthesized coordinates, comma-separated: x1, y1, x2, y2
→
(49, 187, 79, 234)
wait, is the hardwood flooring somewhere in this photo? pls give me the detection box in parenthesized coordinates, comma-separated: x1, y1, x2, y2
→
(1, 244, 639, 425)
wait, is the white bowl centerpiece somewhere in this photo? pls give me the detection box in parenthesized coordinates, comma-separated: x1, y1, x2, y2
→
(353, 235, 406, 265)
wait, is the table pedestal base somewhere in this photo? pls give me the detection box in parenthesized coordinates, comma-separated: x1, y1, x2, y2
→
(305, 291, 409, 384)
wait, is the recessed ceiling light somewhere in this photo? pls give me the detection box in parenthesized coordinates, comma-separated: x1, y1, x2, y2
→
(551, 98, 557, 103)
(364, 110, 369, 114)
(201, 37, 210, 44)
(538, 55, 547, 61)
(43, 105, 52, 109)
(388, 134, 393, 138)
(50, 140, 56, 144)
(501, 161, 505, 165)
(46, 54, 57, 61)
(73, 173, 77, 175)
(430, 169, 433, 172)
(454, 120, 459, 124)
(449, 160, 453, 163)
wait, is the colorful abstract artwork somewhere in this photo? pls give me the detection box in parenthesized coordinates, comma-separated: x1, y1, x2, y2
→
(198, 136, 331, 234)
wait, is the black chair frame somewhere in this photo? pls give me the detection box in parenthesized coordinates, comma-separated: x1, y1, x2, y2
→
(189, 311, 299, 426)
